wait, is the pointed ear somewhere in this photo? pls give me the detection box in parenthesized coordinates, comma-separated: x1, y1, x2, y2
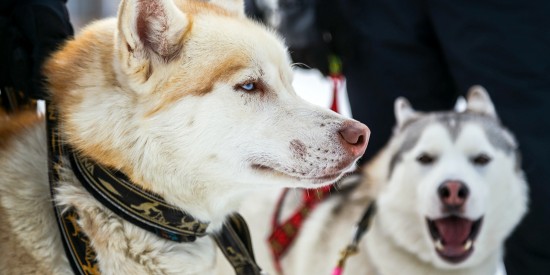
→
(116, 0, 189, 84)
(394, 97, 418, 128)
(207, 0, 245, 17)
(454, 96, 467, 112)
(466, 85, 498, 118)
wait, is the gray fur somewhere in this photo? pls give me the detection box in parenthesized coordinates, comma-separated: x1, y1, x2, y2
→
(388, 111, 518, 178)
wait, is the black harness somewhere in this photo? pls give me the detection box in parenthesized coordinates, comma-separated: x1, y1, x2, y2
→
(332, 201, 376, 274)
(46, 103, 263, 275)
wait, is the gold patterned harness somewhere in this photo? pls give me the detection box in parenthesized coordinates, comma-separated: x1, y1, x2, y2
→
(46, 103, 264, 275)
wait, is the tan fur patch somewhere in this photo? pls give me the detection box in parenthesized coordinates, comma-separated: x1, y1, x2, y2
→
(0, 111, 42, 151)
(174, 0, 237, 17)
(145, 53, 249, 117)
(72, 142, 131, 175)
(43, 22, 130, 172)
(44, 25, 117, 109)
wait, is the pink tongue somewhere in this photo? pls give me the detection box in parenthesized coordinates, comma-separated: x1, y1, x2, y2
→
(434, 217, 473, 246)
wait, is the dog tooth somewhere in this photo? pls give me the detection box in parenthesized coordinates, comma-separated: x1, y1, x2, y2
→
(435, 239, 444, 251)
(463, 239, 473, 250)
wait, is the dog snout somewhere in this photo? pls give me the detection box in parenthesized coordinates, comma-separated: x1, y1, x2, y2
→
(438, 181, 469, 212)
(338, 121, 370, 158)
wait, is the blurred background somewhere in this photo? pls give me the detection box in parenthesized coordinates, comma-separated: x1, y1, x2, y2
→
(66, 0, 119, 30)
(3, 2, 544, 275)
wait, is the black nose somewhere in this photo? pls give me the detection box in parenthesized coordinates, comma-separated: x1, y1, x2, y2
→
(438, 181, 469, 211)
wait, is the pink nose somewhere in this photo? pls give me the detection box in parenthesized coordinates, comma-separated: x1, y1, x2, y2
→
(438, 181, 469, 210)
(338, 121, 370, 158)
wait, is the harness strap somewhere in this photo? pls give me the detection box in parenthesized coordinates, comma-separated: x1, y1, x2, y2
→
(331, 202, 376, 275)
(46, 102, 263, 275)
(268, 186, 333, 273)
(46, 103, 100, 274)
(329, 74, 344, 113)
(68, 152, 209, 242)
(214, 213, 265, 275)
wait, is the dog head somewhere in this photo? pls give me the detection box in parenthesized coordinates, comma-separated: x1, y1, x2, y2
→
(371, 86, 527, 269)
(46, 0, 369, 222)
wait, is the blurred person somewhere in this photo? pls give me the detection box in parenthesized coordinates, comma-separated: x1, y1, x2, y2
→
(0, 0, 73, 112)
(271, 0, 549, 273)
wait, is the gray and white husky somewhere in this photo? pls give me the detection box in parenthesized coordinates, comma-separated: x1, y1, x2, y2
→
(232, 86, 528, 275)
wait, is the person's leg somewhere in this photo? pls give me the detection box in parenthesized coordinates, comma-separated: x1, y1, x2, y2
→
(429, 0, 550, 273)
(339, 0, 458, 162)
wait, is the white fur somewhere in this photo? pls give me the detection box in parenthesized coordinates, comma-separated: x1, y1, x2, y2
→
(228, 88, 528, 275)
(0, 0, 368, 274)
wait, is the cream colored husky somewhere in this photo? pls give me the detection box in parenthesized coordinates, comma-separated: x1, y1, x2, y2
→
(0, 0, 369, 274)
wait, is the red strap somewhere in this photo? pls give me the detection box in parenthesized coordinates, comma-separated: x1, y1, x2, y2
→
(329, 74, 344, 113)
(268, 186, 333, 274)
(268, 73, 344, 274)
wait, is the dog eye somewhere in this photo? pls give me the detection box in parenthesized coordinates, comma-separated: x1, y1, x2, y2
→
(472, 154, 491, 166)
(417, 153, 436, 165)
(239, 82, 256, 92)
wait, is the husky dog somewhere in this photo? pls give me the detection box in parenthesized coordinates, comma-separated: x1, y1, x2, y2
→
(236, 86, 528, 275)
(0, 0, 369, 274)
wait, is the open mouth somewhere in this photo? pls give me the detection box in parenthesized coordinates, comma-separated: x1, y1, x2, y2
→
(251, 164, 344, 184)
(426, 216, 483, 264)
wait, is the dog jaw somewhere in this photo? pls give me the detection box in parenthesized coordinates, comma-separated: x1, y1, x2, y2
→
(427, 216, 483, 264)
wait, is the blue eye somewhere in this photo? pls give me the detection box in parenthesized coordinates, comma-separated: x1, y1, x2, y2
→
(241, 82, 255, 91)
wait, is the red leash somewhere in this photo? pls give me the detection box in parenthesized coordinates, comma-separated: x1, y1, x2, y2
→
(268, 186, 333, 273)
(329, 74, 345, 114)
(267, 73, 344, 274)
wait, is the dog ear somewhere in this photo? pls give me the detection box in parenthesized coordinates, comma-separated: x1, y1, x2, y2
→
(207, 0, 245, 17)
(116, 0, 189, 86)
(465, 85, 498, 118)
(394, 97, 418, 128)
(454, 96, 467, 112)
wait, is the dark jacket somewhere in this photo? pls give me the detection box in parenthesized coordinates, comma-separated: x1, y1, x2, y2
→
(0, 0, 72, 107)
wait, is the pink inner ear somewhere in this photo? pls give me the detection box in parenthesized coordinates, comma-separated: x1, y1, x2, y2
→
(137, 0, 166, 51)
(136, 0, 180, 61)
